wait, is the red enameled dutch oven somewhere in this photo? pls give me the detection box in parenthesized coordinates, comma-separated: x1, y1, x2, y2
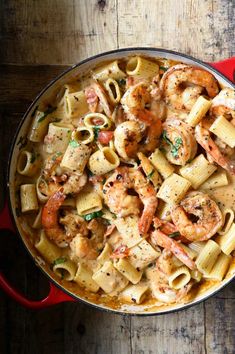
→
(0, 48, 234, 314)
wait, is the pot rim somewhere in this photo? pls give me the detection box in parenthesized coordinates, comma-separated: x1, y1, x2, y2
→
(6, 47, 235, 315)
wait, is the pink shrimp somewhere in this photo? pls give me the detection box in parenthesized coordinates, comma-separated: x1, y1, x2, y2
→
(195, 122, 235, 175)
(150, 229, 196, 270)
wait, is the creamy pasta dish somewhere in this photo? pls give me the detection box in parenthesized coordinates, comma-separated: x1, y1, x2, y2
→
(15, 56, 235, 308)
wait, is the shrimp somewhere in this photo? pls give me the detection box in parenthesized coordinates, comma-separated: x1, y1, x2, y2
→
(114, 121, 143, 160)
(171, 191, 223, 242)
(162, 118, 197, 165)
(41, 174, 87, 246)
(120, 82, 162, 154)
(70, 234, 98, 261)
(195, 122, 235, 174)
(211, 88, 235, 120)
(85, 82, 113, 117)
(160, 64, 219, 111)
(103, 167, 158, 235)
(150, 230, 196, 270)
(147, 250, 193, 303)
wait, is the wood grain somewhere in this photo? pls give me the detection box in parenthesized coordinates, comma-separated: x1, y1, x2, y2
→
(0, 1, 235, 353)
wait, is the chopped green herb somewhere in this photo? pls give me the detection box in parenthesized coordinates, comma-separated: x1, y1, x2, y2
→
(37, 106, 57, 123)
(87, 170, 94, 177)
(52, 151, 63, 161)
(17, 136, 28, 150)
(52, 257, 67, 267)
(159, 66, 168, 72)
(162, 130, 183, 158)
(93, 127, 100, 140)
(102, 178, 106, 185)
(83, 210, 103, 221)
(147, 170, 155, 179)
(117, 78, 126, 86)
(69, 140, 80, 148)
(168, 231, 180, 238)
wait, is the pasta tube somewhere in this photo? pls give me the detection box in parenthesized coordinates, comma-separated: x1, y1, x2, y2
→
(150, 148, 174, 179)
(104, 78, 121, 104)
(76, 190, 102, 215)
(65, 90, 89, 119)
(53, 259, 77, 281)
(216, 223, 235, 255)
(60, 141, 91, 174)
(195, 240, 221, 275)
(126, 56, 159, 79)
(120, 283, 149, 304)
(156, 201, 172, 221)
(190, 269, 202, 282)
(35, 230, 61, 263)
(72, 126, 94, 145)
(74, 263, 99, 292)
(32, 208, 42, 229)
(187, 96, 211, 127)
(93, 60, 126, 81)
(97, 243, 112, 266)
(168, 266, 191, 290)
(28, 109, 53, 142)
(36, 176, 49, 203)
(128, 240, 160, 269)
(84, 113, 112, 130)
(92, 261, 128, 294)
(200, 170, 228, 190)
(209, 116, 235, 148)
(218, 209, 234, 235)
(114, 258, 143, 284)
(179, 154, 217, 189)
(88, 147, 120, 175)
(17, 150, 41, 177)
(45, 123, 72, 154)
(157, 173, 191, 204)
(208, 253, 231, 281)
(20, 184, 39, 212)
(137, 152, 162, 190)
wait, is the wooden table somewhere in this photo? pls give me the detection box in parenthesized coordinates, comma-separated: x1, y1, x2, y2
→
(0, 1, 234, 353)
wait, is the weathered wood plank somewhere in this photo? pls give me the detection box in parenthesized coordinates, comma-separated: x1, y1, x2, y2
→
(130, 304, 205, 354)
(63, 303, 131, 354)
(205, 298, 235, 354)
(117, 0, 235, 61)
(0, 0, 117, 65)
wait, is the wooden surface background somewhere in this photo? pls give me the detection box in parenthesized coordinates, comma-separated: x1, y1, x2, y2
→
(0, 1, 235, 353)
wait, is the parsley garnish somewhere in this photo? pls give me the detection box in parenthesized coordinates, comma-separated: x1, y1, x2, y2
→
(17, 136, 27, 150)
(159, 66, 168, 72)
(83, 210, 103, 221)
(93, 127, 100, 140)
(117, 78, 126, 86)
(52, 151, 63, 161)
(147, 170, 155, 179)
(168, 231, 180, 238)
(162, 130, 183, 158)
(52, 257, 67, 267)
(69, 140, 80, 148)
(37, 106, 57, 123)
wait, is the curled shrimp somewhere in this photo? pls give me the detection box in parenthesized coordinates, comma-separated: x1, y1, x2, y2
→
(211, 88, 235, 120)
(114, 121, 143, 160)
(120, 82, 162, 153)
(171, 191, 223, 242)
(162, 118, 197, 165)
(150, 229, 195, 270)
(103, 167, 158, 235)
(195, 122, 235, 174)
(41, 174, 87, 246)
(160, 64, 219, 111)
(85, 82, 113, 117)
(147, 250, 193, 303)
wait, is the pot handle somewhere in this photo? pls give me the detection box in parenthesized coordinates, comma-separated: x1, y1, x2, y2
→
(0, 202, 75, 309)
(209, 57, 235, 82)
